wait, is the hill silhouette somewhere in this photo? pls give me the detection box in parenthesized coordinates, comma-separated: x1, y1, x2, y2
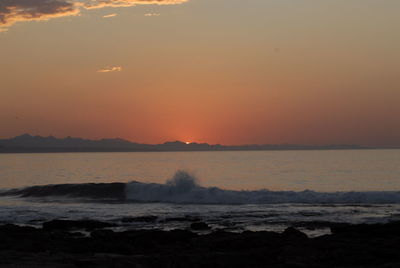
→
(0, 134, 368, 153)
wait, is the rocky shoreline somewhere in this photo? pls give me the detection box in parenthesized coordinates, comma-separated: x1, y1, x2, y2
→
(1, 220, 400, 267)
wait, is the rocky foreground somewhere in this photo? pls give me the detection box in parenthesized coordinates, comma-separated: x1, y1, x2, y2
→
(1, 220, 400, 267)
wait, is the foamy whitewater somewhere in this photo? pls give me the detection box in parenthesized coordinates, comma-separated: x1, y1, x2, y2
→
(1, 150, 399, 236)
(126, 171, 400, 204)
(2, 170, 400, 237)
(4, 170, 400, 204)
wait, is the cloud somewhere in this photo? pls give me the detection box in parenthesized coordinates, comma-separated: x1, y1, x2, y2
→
(0, 0, 80, 32)
(0, 0, 187, 32)
(144, 13, 160, 16)
(98, 66, 122, 73)
(103, 13, 117, 18)
(82, 0, 187, 9)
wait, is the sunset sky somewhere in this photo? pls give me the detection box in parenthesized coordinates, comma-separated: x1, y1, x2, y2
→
(1, 0, 399, 146)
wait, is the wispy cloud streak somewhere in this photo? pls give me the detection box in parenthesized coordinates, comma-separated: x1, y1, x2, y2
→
(83, 0, 187, 9)
(103, 13, 117, 18)
(98, 66, 122, 73)
(0, 0, 187, 32)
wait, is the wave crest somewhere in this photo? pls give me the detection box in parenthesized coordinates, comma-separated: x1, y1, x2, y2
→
(3, 171, 400, 204)
(125, 171, 400, 204)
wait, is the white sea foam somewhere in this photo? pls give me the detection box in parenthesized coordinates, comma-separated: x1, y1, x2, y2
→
(125, 170, 400, 204)
(4, 170, 400, 204)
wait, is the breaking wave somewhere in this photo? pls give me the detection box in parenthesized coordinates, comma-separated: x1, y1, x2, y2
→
(3, 170, 400, 204)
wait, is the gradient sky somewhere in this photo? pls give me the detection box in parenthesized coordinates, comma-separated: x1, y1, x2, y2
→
(1, 0, 399, 146)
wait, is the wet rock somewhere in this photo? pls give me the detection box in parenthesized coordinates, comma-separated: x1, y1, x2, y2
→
(162, 216, 201, 222)
(43, 220, 116, 231)
(120, 216, 158, 223)
(191, 222, 211, 230)
(1, 221, 400, 267)
(330, 221, 400, 237)
(282, 227, 308, 240)
(0, 224, 40, 234)
(291, 220, 337, 230)
(91, 229, 115, 239)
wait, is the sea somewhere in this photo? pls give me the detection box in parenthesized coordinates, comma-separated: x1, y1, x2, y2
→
(0, 149, 399, 237)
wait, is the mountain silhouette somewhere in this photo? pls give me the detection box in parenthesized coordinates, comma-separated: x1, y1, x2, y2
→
(0, 134, 367, 153)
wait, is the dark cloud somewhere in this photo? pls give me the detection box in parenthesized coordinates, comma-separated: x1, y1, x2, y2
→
(0, 0, 187, 31)
(0, 0, 79, 31)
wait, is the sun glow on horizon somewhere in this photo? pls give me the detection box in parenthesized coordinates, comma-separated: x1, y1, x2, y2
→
(1, 1, 399, 147)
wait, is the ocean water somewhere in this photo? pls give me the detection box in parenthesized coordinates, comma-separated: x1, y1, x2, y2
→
(0, 149, 399, 236)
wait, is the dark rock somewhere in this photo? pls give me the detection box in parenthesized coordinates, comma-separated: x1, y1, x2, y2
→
(91, 229, 115, 239)
(120, 216, 158, 223)
(191, 222, 211, 230)
(163, 216, 201, 223)
(291, 221, 337, 230)
(330, 221, 400, 238)
(282, 227, 308, 240)
(0, 224, 40, 234)
(1, 221, 400, 267)
(43, 220, 116, 231)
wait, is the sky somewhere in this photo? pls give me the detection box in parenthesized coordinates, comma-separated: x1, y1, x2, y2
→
(0, 0, 399, 146)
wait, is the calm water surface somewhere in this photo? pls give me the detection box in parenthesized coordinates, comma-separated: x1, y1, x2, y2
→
(0, 149, 399, 236)
(0, 149, 399, 191)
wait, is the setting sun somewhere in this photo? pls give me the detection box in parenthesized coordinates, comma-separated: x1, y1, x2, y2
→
(0, 0, 399, 266)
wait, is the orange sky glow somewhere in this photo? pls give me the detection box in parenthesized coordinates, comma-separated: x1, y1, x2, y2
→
(0, 0, 399, 146)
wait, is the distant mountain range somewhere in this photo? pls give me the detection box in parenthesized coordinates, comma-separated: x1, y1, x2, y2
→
(0, 134, 375, 153)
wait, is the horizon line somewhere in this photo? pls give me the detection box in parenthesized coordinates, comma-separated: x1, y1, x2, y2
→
(0, 133, 392, 148)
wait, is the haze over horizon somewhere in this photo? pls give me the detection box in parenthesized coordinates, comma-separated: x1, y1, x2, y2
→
(1, 0, 399, 147)
(0, 133, 373, 147)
